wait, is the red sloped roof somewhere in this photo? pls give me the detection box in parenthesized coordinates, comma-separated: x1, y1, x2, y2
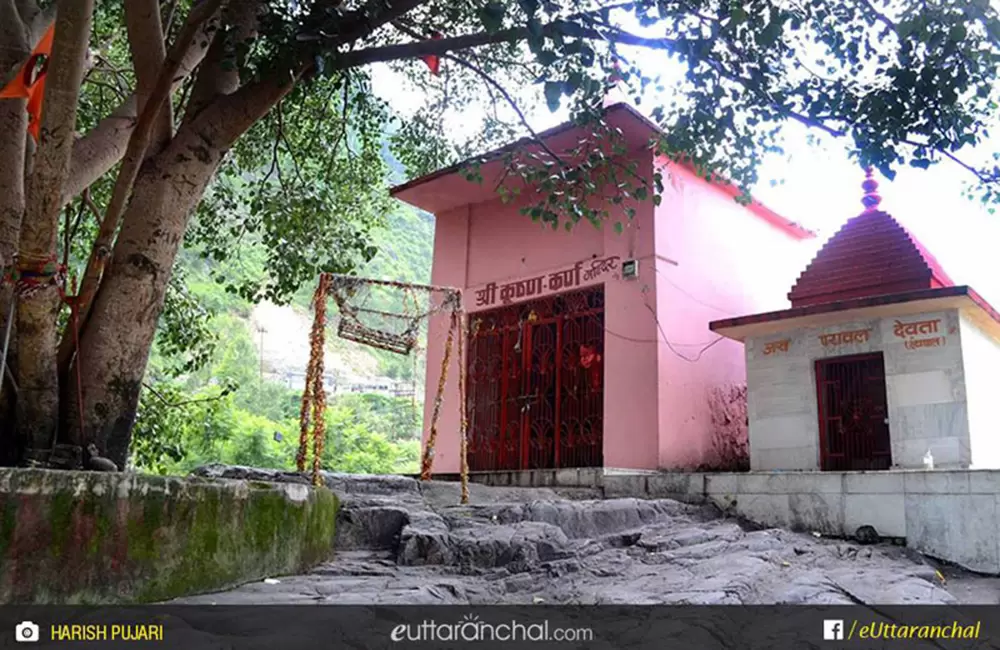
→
(903, 224, 953, 287)
(787, 209, 953, 308)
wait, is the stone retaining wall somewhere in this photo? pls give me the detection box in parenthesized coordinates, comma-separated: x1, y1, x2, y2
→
(460, 468, 1000, 575)
(0, 468, 338, 604)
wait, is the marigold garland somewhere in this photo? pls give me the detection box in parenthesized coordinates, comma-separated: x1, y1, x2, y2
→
(456, 313, 469, 505)
(298, 274, 330, 486)
(297, 273, 468, 502)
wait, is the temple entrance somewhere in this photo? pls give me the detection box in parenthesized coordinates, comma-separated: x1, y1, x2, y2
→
(466, 287, 605, 471)
(815, 353, 892, 471)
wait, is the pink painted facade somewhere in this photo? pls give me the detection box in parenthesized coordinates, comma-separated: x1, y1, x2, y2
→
(392, 104, 814, 474)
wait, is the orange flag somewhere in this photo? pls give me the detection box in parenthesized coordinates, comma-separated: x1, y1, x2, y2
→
(421, 32, 443, 75)
(0, 24, 55, 141)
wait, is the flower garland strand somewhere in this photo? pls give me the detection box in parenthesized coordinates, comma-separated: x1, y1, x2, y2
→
(309, 275, 329, 487)
(456, 311, 469, 505)
(297, 274, 329, 480)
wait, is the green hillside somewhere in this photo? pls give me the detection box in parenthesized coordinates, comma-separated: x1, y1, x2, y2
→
(136, 196, 435, 475)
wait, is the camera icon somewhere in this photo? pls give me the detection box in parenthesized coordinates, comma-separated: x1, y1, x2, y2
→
(15, 621, 39, 643)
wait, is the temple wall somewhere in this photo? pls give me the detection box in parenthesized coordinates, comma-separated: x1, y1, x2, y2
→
(652, 160, 812, 469)
(422, 153, 661, 473)
(420, 150, 811, 474)
(959, 313, 1000, 469)
(422, 205, 471, 474)
(745, 309, 970, 470)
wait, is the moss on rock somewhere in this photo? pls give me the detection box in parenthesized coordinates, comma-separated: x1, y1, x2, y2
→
(0, 469, 339, 604)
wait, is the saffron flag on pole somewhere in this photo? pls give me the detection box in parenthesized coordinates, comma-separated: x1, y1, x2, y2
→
(0, 24, 55, 141)
(421, 32, 443, 75)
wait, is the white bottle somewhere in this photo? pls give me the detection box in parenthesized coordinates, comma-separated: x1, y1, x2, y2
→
(923, 449, 934, 470)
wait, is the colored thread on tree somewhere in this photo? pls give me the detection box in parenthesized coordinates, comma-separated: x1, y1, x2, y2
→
(1, 254, 87, 464)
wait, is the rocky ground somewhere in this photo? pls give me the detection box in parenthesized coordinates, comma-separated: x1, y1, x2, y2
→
(177, 466, 1000, 606)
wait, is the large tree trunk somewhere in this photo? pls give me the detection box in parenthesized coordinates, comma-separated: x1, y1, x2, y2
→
(0, 2, 30, 466)
(74, 73, 294, 467)
(15, 0, 93, 464)
(72, 128, 227, 465)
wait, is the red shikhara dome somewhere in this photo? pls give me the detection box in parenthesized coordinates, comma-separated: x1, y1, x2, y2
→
(787, 169, 953, 308)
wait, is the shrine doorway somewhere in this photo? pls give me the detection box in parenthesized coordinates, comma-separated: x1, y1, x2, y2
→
(466, 286, 605, 471)
(815, 353, 892, 471)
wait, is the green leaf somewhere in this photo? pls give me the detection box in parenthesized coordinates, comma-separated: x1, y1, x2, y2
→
(479, 2, 506, 33)
(614, 221, 624, 234)
(565, 71, 583, 93)
(544, 81, 563, 112)
(518, 0, 539, 15)
(910, 158, 932, 169)
(527, 17, 543, 38)
(536, 50, 558, 66)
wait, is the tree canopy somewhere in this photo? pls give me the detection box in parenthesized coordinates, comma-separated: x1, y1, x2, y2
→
(0, 0, 999, 468)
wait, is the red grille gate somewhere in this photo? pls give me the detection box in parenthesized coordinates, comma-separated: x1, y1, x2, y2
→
(466, 287, 605, 471)
(815, 353, 892, 471)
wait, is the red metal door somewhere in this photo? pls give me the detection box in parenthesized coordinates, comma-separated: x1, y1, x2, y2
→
(816, 353, 892, 471)
(466, 287, 604, 471)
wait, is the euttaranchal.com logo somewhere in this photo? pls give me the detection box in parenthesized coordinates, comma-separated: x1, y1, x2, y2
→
(390, 613, 593, 643)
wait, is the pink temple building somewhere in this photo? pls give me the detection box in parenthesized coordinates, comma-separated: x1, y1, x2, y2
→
(391, 103, 814, 475)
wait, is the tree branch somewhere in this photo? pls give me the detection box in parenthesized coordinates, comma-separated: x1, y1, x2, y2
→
(332, 20, 678, 71)
(442, 52, 565, 167)
(16, 0, 95, 451)
(323, 0, 427, 46)
(21, 0, 94, 258)
(60, 0, 225, 371)
(2, 0, 29, 54)
(183, 0, 263, 124)
(124, 0, 173, 154)
(162, 0, 179, 36)
(14, 0, 54, 43)
(142, 381, 231, 408)
(206, 67, 301, 148)
(60, 8, 218, 207)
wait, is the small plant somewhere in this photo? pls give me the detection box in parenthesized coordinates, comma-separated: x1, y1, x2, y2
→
(702, 383, 750, 472)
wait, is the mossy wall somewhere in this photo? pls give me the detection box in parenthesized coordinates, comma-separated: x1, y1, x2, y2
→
(0, 469, 338, 604)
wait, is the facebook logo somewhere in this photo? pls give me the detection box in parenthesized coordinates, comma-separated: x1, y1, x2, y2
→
(823, 620, 844, 640)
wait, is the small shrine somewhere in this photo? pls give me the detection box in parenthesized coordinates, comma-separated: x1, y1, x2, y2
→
(710, 171, 1000, 471)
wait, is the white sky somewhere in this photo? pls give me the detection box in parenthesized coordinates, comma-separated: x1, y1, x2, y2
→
(371, 27, 1000, 309)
